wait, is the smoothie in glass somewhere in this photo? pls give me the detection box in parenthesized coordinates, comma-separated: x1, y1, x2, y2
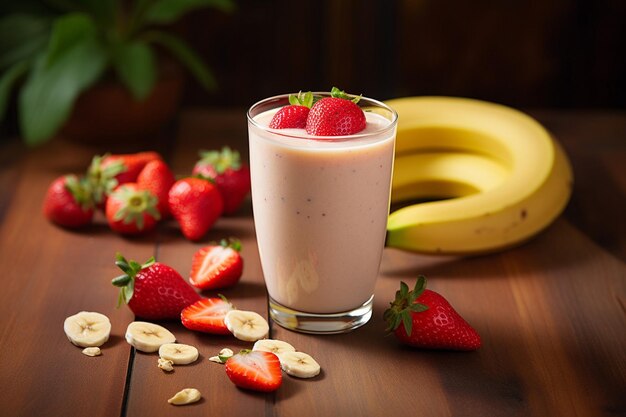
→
(248, 92, 397, 333)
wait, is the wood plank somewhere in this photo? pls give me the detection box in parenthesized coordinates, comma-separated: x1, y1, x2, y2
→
(271, 218, 626, 417)
(0, 140, 145, 417)
(123, 109, 271, 416)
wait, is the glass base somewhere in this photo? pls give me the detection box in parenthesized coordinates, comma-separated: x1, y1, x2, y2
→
(268, 295, 373, 334)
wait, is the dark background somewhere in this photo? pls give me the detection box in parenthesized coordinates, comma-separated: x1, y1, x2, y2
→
(180, 0, 626, 109)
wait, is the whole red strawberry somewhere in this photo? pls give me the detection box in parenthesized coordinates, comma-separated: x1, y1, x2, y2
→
(105, 183, 161, 235)
(269, 91, 314, 129)
(225, 350, 283, 392)
(384, 276, 481, 351)
(137, 159, 175, 218)
(87, 151, 161, 208)
(102, 151, 161, 185)
(305, 87, 366, 136)
(43, 175, 94, 228)
(192, 147, 250, 214)
(112, 253, 201, 320)
(168, 177, 223, 241)
(189, 238, 243, 290)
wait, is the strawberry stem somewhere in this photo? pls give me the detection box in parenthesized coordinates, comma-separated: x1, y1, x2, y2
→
(112, 253, 156, 306)
(330, 86, 362, 104)
(197, 147, 241, 174)
(383, 276, 429, 335)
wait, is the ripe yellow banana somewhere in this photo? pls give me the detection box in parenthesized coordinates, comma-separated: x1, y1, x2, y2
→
(384, 97, 573, 254)
(391, 151, 509, 204)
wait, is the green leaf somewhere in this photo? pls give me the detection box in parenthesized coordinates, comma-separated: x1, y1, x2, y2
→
(0, 60, 29, 122)
(18, 33, 107, 145)
(45, 13, 97, 67)
(0, 14, 51, 70)
(144, 30, 216, 91)
(399, 281, 409, 298)
(143, 0, 235, 25)
(409, 303, 429, 313)
(111, 40, 156, 100)
(111, 274, 131, 287)
(122, 282, 134, 304)
(401, 311, 413, 336)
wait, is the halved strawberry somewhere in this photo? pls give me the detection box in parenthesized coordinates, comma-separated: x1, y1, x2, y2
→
(180, 297, 233, 335)
(189, 238, 243, 290)
(225, 350, 283, 392)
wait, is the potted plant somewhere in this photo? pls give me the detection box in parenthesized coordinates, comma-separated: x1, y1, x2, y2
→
(0, 0, 234, 145)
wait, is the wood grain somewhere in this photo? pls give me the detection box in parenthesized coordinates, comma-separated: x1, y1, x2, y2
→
(0, 109, 624, 417)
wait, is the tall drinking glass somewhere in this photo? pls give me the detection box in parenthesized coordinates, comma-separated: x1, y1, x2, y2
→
(247, 93, 397, 334)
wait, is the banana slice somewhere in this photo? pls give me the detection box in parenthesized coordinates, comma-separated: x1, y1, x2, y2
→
(125, 321, 176, 353)
(159, 343, 199, 365)
(64, 311, 111, 347)
(168, 388, 201, 405)
(252, 339, 296, 359)
(224, 310, 269, 342)
(280, 351, 321, 378)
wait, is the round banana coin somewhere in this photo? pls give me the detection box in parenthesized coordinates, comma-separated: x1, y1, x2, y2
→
(125, 321, 176, 353)
(224, 310, 269, 342)
(64, 311, 111, 348)
(159, 343, 199, 365)
(280, 351, 321, 378)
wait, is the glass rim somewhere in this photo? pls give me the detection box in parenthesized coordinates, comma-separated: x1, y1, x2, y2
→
(246, 92, 398, 141)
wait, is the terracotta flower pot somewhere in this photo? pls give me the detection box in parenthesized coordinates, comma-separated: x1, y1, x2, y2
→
(61, 64, 184, 145)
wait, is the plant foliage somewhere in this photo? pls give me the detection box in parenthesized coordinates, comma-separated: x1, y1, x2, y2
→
(0, 0, 233, 145)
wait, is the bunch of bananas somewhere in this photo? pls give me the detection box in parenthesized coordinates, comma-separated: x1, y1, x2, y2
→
(384, 97, 573, 255)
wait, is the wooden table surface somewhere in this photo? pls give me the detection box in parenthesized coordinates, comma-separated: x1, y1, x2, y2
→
(0, 108, 624, 417)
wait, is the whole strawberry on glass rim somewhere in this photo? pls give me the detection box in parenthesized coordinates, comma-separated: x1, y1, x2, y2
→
(384, 276, 481, 351)
(269, 87, 367, 136)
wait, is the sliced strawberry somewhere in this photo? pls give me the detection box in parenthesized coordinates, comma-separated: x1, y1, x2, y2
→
(225, 350, 283, 392)
(181, 297, 233, 335)
(189, 239, 243, 290)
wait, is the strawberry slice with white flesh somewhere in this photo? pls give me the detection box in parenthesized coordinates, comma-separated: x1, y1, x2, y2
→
(180, 297, 233, 335)
(189, 238, 243, 290)
(225, 350, 283, 392)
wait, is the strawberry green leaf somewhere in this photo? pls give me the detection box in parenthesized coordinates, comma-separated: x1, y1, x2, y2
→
(401, 311, 413, 336)
(198, 146, 241, 173)
(409, 303, 429, 313)
(142, 257, 156, 268)
(400, 281, 409, 298)
(112, 274, 131, 287)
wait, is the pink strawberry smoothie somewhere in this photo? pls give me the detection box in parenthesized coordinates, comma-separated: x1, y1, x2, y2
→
(249, 107, 396, 314)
